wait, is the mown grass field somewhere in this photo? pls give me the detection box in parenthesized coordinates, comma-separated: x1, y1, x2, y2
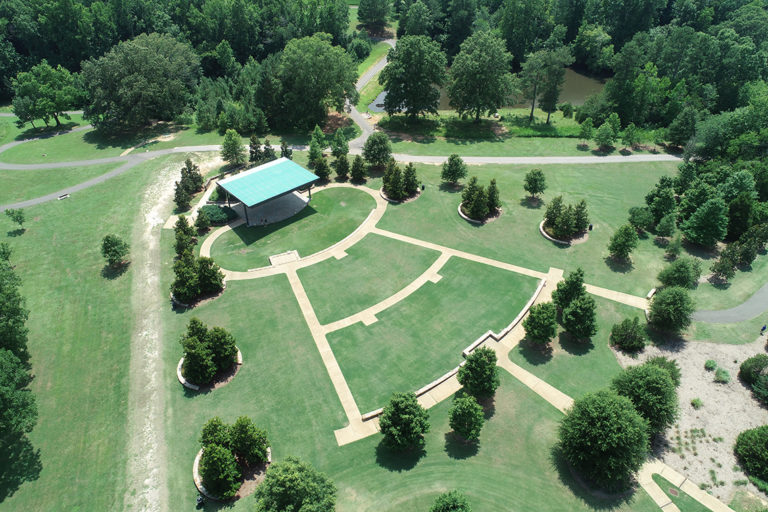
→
(0, 163, 117, 204)
(327, 257, 539, 412)
(0, 114, 86, 147)
(210, 187, 376, 270)
(0, 154, 184, 511)
(298, 232, 440, 324)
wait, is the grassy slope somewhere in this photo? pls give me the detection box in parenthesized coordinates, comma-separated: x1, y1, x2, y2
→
(297, 232, 440, 324)
(0, 163, 116, 204)
(0, 155, 179, 511)
(375, 161, 679, 296)
(327, 258, 539, 412)
(509, 297, 642, 399)
(0, 114, 85, 147)
(652, 474, 710, 512)
(210, 187, 375, 270)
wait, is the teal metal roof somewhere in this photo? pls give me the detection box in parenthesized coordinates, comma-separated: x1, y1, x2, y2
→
(218, 158, 318, 207)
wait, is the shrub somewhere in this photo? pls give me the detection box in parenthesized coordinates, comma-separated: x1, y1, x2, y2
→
(449, 395, 484, 442)
(739, 354, 768, 385)
(610, 317, 646, 352)
(458, 347, 500, 398)
(199, 205, 238, 225)
(230, 416, 269, 465)
(657, 257, 702, 289)
(254, 456, 336, 512)
(523, 302, 558, 344)
(752, 375, 768, 406)
(649, 287, 695, 333)
(200, 443, 242, 499)
(379, 392, 430, 450)
(715, 368, 730, 384)
(611, 363, 678, 436)
(195, 210, 211, 233)
(734, 426, 768, 483)
(430, 490, 471, 512)
(704, 359, 717, 371)
(646, 356, 681, 387)
(691, 398, 703, 409)
(559, 391, 648, 490)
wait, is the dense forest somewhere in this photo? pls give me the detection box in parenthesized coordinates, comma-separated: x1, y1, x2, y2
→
(1, 0, 767, 153)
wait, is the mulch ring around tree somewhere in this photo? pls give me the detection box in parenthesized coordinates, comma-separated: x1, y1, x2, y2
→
(178, 348, 243, 392)
(379, 187, 421, 204)
(458, 203, 502, 225)
(170, 284, 227, 310)
(538, 220, 590, 246)
(194, 447, 271, 502)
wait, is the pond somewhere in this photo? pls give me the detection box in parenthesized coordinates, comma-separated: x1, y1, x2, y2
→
(368, 68, 605, 113)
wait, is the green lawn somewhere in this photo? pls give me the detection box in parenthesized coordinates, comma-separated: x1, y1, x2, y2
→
(327, 257, 539, 413)
(0, 163, 116, 204)
(509, 297, 643, 399)
(0, 114, 86, 147)
(692, 251, 768, 310)
(356, 70, 384, 112)
(357, 42, 390, 77)
(210, 187, 376, 270)
(688, 315, 766, 345)
(297, 232, 441, 325)
(0, 155, 181, 511)
(652, 474, 710, 512)
(374, 161, 680, 296)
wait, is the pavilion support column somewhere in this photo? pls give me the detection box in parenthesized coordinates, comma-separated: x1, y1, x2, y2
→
(243, 204, 250, 226)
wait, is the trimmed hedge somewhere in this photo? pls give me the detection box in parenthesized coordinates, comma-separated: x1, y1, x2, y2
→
(200, 205, 238, 225)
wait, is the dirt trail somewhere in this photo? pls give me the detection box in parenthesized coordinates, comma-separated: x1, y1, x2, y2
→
(123, 160, 178, 511)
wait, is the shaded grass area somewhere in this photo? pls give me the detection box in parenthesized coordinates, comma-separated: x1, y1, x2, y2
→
(0, 114, 85, 147)
(297, 232, 441, 325)
(356, 71, 384, 113)
(328, 257, 538, 413)
(0, 155, 181, 511)
(509, 297, 642, 399)
(210, 187, 376, 270)
(692, 251, 768, 310)
(0, 163, 117, 204)
(375, 161, 679, 296)
(651, 474, 710, 512)
(329, 372, 660, 512)
(688, 314, 766, 345)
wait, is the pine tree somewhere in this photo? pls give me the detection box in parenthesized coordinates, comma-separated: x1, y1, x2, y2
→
(544, 196, 563, 229)
(313, 157, 331, 180)
(334, 155, 350, 181)
(249, 135, 263, 163)
(462, 176, 479, 205)
(553, 205, 576, 239)
(573, 199, 589, 232)
(280, 140, 293, 160)
(311, 125, 326, 148)
(262, 138, 277, 162)
(487, 179, 501, 213)
(308, 139, 323, 166)
(468, 186, 489, 220)
(386, 165, 405, 200)
(403, 163, 419, 196)
(350, 155, 367, 182)
(221, 129, 246, 166)
(174, 181, 192, 211)
(578, 117, 593, 144)
(330, 129, 349, 158)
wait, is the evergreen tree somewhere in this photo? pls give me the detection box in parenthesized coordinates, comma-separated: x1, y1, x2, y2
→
(552, 267, 586, 311)
(468, 186, 489, 221)
(195, 210, 211, 233)
(334, 155, 350, 181)
(330, 129, 349, 158)
(578, 117, 594, 144)
(249, 135, 263, 163)
(174, 182, 192, 211)
(262, 139, 277, 162)
(351, 155, 367, 182)
(385, 165, 405, 200)
(313, 157, 331, 180)
(441, 154, 467, 184)
(280, 140, 293, 160)
(461, 176, 480, 205)
(403, 163, 419, 196)
(487, 179, 501, 213)
(608, 224, 639, 260)
(308, 139, 323, 166)
(573, 200, 589, 232)
(221, 129, 246, 166)
(562, 293, 598, 340)
(553, 205, 576, 240)
(544, 196, 564, 229)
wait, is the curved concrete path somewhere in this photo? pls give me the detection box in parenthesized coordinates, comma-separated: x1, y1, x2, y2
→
(693, 281, 768, 323)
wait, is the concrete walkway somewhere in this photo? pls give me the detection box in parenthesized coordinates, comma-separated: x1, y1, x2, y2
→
(693, 281, 768, 323)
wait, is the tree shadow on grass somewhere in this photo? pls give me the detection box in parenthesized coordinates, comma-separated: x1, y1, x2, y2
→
(6, 228, 25, 237)
(0, 433, 42, 502)
(479, 394, 496, 421)
(682, 241, 719, 261)
(443, 432, 479, 460)
(438, 182, 463, 194)
(559, 331, 594, 355)
(549, 445, 638, 510)
(516, 338, 553, 365)
(643, 326, 686, 352)
(604, 256, 633, 274)
(519, 197, 543, 209)
(375, 439, 425, 472)
(101, 262, 130, 280)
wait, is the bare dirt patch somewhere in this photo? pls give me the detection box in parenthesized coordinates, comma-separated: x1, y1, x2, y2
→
(612, 335, 768, 502)
(123, 159, 179, 512)
(323, 112, 354, 133)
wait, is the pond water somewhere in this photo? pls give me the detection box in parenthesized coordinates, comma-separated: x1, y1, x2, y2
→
(368, 68, 605, 113)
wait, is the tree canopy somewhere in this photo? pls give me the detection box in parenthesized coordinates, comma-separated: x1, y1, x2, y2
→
(12, 60, 80, 128)
(381, 36, 447, 118)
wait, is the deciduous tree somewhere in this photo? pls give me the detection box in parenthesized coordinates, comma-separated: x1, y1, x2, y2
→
(381, 36, 447, 118)
(458, 347, 500, 398)
(254, 456, 337, 512)
(649, 286, 695, 333)
(441, 154, 467, 184)
(524, 169, 547, 198)
(379, 392, 430, 449)
(523, 302, 558, 344)
(101, 234, 129, 267)
(449, 395, 484, 442)
(612, 363, 678, 436)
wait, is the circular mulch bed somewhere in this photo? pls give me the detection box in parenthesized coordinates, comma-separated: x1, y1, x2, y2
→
(177, 348, 243, 391)
(538, 220, 590, 246)
(379, 187, 422, 204)
(457, 203, 502, 225)
(193, 447, 272, 501)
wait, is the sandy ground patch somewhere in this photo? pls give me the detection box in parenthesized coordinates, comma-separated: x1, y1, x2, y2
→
(613, 335, 768, 503)
(123, 159, 178, 511)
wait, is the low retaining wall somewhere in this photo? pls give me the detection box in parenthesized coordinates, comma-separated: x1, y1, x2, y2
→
(361, 278, 546, 421)
(539, 220, 570, 245)
(193, 446, 271, 501)
(457, 203, 483, 225)
(177, 348, 242, 391)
